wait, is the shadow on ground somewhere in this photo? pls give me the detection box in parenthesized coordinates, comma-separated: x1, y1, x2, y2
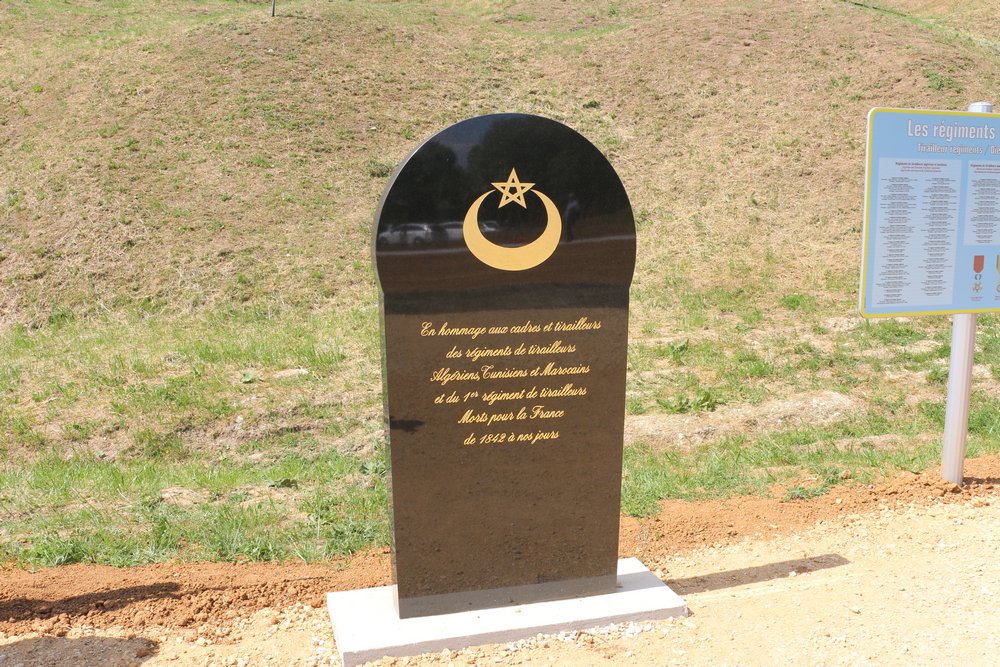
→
(965, 475, 1000, 485)
(667, 554, 850, 594)
(0, 636, 157, 667)
(0, 583, 181, 623)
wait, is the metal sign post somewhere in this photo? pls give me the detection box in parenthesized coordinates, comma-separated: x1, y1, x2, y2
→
(941, 100, 994, 484)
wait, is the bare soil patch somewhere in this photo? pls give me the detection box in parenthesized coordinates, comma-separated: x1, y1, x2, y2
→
(0, 552, 391, 638)
(625, 390, 858, 449)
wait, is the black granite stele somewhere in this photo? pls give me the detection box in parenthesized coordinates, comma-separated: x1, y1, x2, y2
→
(373, 114, 636, 619)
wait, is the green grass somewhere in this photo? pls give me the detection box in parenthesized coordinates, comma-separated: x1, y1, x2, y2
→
(656, 387, 723, 414)
(923, 68, 964, 93)
(12, 387, 999, 565)
(621, 399, 1000, 517)
(0, 449, 388, 566)
(0, 305, 376, 455)
(3, 206, 997, 567)
(0, 296, 387, 565)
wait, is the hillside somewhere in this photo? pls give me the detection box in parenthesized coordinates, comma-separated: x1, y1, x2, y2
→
(2, 0, 1000, 564)
(3, 0, 998, 324)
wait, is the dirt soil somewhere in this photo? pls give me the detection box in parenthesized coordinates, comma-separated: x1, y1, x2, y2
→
(0, 456, 997, 666)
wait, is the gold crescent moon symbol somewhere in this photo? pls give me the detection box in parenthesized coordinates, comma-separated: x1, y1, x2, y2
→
(463, 190, 562, 271)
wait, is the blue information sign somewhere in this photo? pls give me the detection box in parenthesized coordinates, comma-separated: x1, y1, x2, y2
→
(860, 108, 1000, 317)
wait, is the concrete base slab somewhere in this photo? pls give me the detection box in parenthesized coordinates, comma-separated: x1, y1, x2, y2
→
(327, 558, 688, 667)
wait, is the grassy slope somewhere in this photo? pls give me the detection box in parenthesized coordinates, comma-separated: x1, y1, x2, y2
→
(1, 0, 1000, 563)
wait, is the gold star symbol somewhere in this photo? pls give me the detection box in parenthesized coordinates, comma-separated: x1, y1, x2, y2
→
(491, 168, 535, 209)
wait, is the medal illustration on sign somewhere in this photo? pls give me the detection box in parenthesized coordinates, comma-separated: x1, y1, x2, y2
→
(973, 255, 984, 293)
(463, 168, 562, 272)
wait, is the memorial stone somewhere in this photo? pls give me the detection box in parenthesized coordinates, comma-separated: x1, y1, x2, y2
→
(374, 113, 636, 618)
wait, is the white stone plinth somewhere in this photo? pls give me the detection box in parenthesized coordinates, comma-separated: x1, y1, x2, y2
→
(327, 557, 688, 667)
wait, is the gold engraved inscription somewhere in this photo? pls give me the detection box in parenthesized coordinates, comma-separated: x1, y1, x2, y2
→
(422, 317, 604, 447)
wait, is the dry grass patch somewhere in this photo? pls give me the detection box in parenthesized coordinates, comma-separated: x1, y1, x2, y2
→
(626, 390, 860, 450)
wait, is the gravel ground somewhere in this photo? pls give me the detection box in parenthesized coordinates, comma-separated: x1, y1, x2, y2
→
(363, 494, 1000, 667)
